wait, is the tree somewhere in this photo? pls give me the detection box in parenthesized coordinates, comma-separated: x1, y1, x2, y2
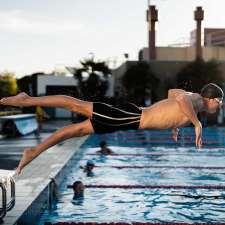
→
(0, 71, 18, 97)
(122, 61, 159, 105)
(73, 58, 111, 101)
(17, 75, 33, 95)
(177, 58, 224, 92)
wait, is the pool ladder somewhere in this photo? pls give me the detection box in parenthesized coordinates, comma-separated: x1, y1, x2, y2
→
(0, 177, 15, 223)
(48, 178, 57, 209)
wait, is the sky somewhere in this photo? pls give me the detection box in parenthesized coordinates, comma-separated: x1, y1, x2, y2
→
(0, 0, 225, 77)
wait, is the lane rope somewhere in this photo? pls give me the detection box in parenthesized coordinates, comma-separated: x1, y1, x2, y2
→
(67, 184, 225, 190)
(94, 165, 225, 170)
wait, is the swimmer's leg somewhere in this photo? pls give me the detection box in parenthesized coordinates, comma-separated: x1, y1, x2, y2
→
(0, 92, 93, 117)
(17, 119, 94, 174)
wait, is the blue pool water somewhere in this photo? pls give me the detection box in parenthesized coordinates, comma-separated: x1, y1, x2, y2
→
(38, 127, 225, 224)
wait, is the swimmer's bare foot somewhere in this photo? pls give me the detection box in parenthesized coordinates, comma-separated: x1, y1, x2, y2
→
(16, 148, 36, 175)
(0, 92, 29, 106)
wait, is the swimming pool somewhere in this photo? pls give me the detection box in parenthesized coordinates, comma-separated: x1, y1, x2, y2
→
(38, 127, 225, 224)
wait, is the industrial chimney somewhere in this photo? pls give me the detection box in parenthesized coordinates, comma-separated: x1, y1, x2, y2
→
(147, 5, 158, 60)
(194, 6, 204, 59)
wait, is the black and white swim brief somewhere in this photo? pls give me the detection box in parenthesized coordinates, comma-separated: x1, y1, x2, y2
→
(90, 102, 142, 134)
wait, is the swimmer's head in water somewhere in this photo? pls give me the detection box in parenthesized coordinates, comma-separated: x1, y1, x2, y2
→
(86, 160, 95, 167)
(73, 181, 85, 191)
(72, 180, 85, 199)
(99, 141, 107, 148)
(200, 83, 224, 100)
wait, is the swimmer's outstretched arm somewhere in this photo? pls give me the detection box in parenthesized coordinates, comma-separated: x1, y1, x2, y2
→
(17, 119, 94, 174)
(175, 94, 202, 148)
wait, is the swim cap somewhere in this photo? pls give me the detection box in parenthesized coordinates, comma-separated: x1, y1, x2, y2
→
(99, 141, 107, 147)
(200, 83, 224, 99)
(72, 180, 83, 189)
(86, 160, 95, 166)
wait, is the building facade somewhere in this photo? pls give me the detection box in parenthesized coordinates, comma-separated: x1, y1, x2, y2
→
(190, 28, 225, 47)
(139, 46, 225, 62)
(36, 74, 78, 118)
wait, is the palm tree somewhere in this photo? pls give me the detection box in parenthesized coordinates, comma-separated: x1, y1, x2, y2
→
(73, 59, 111, 101)
(177, 58, 224, 92)
(122, 61, 159, 105)
(0, 72, 18, 98)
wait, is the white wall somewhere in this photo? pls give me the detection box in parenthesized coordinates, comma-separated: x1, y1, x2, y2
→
(37, 75, 78, 118)
(37, 75, 78, 96)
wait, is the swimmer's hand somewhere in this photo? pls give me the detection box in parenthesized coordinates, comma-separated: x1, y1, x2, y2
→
(172, 128, 179, 142)
(195, 122, 202, 148)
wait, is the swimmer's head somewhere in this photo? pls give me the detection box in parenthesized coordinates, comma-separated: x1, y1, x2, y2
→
(86, 160, 95, 167)
(201, 83, 224, 99)
(200, 83, 224, 113)
(99, 141, 107, 148)
(84, 160, 95, 176)
(72, 180, 85, 198)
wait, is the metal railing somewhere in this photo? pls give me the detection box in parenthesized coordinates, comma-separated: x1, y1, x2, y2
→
(0, 176, 15, 223)
(48, 178, 57, 209)
(0, 182, 7, 222)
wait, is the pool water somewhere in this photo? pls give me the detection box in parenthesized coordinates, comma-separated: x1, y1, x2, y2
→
(38, 127, 225, 224)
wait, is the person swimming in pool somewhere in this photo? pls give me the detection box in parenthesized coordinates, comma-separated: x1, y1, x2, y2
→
(72, 180, 85, 200)
(97, 141, 113, 155)
(0, 83, 223, 174)
(80, 160, 95, 177)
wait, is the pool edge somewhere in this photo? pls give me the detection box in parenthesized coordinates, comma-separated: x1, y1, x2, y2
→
(2, 135, 89, 225)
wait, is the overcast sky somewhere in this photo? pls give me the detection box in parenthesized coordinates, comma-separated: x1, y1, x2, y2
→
(0, 0, 224, 77)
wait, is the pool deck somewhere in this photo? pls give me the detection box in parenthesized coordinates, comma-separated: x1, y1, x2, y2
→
(2, 135, 88, 225)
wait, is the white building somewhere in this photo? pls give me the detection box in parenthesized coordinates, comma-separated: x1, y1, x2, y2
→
(36, 74, 78, 118)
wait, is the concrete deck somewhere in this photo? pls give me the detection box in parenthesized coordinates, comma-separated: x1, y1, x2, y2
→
(1, 135, 88, 225)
